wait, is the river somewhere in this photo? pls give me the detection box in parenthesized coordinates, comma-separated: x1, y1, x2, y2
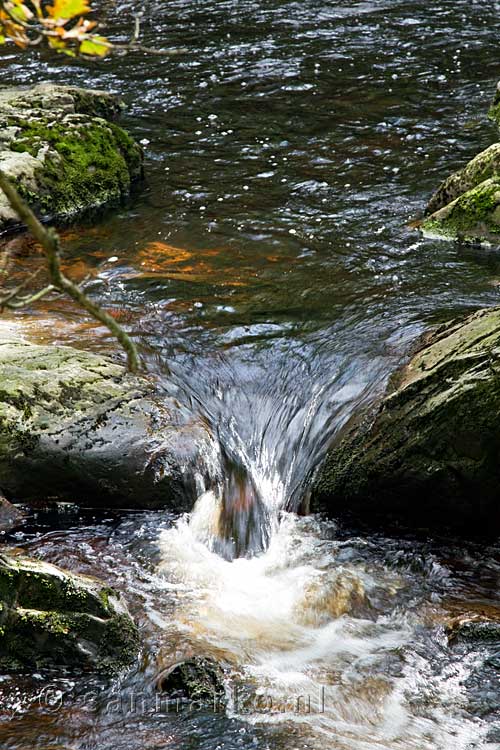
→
(1, 1, 500, 748)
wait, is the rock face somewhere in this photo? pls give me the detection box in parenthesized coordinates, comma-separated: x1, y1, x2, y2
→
(0, 552, 138, 673)
(0, 83, 142, 233)
(421, 82, 500, 243)
(0, 337, 215, 510)
(312, 307, 500, 535)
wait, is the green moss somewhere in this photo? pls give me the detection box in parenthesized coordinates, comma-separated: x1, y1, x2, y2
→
(488, 101, 500, 130)
(422, 178, 500, 242)
(9, 114, 142, 220)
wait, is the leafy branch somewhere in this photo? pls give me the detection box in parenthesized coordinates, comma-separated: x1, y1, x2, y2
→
(0, 171, 140, 372)
(0, 0, 186, 57)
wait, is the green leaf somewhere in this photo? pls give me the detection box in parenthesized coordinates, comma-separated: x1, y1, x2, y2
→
(79, 35, 110, 56)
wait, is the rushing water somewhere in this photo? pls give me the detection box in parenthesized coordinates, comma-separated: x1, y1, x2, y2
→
(2, 0, 500, 747)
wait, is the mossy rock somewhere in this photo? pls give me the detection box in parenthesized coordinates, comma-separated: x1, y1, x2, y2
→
(0, 553, 139, 673)
(312, 306, 500, 535)
(156, 657, 226, 703)
(422, 176, 500, 243)
(421, 81, 500, 244)
(488, 81, 500, 131)
(0, 336, 214, 510)
(0, 83, 143, 232)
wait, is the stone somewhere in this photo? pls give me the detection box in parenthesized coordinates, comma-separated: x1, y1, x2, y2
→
(0, 493, 24, 532)
(0, 336, 217, 510)
(0, 83, 142, 233)
(312, 306, 500, 535)
(421, 82, 500, 244)
(155, 656, 226, 703)
(0, 552, 139, 673)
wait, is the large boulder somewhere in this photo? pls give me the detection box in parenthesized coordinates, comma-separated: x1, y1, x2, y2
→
(0, 83, 142, 233)
(312, 307, 500, 535)
(0, 552, 138, 673)
(421, 82, 500, 244)
(0, 337, 215, 510)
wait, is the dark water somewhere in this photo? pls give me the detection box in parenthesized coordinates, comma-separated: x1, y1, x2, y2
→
(1, 1, 500, 748)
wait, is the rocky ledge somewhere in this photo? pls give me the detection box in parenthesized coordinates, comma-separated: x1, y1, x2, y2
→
(421, 81, 500, 244)
(312, 306, 500, 535)
(0, 552, 138, 673)
(0, 336, 215, 510)
(0, 82, 142, 233)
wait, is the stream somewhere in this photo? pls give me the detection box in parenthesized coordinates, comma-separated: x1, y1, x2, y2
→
(1, 0, 500, 748)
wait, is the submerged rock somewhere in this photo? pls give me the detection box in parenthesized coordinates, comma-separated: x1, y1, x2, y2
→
(312, 306, 500, 535)
(0, 83, 142, 233)
(155, 657, 226, 703)
(0, 552, 138, 673)
(421, 82, 500, 244)
(0, 493, 24, 532)
(0, 336, 215, 510)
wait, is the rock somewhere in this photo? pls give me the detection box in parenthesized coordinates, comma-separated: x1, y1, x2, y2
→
(0, 336, 216, 510)
(0, 552, 139, 673)
(425, 143, 500, 216)
(155, 657, 226, 703)
(0, 83, 143, 233)
(488, 80, 500, 130)
(0, 493, 24, 532)
(422, 176, 500, 244)
(312, 306, 500, 535)
(447, 617, 500, 645)
(421, 82, 500, 244)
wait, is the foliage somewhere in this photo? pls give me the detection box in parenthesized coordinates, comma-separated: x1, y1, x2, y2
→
(0, 0, 111, 57)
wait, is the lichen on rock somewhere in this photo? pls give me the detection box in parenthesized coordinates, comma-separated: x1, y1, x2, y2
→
(0, 83, 143, 232)
(0, 552, 139, 673)
(0, 335, 217, 510)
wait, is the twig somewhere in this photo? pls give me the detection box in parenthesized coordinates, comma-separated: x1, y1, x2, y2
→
(0, 171, 140, 372)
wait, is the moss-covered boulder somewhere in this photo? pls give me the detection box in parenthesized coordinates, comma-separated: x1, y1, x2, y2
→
(0, 336, 215, 510)
(421, 82, 500, 244)
(312, 306, 500, 535)
(422, 176, 500, 243)
(0, 552, 138, 673)
(0, 83, 142, 233)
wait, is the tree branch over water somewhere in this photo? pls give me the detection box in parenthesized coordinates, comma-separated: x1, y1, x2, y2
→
(0, 171, 140, 373)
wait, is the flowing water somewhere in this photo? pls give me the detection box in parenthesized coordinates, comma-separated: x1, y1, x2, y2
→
(1, 1, 500, 747)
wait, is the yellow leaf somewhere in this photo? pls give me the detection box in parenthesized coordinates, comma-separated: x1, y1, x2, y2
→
(0, 35, 5, 44)
(79, 35, 110, 57)
(47, 0, 90, 21)
(5, 2, 33, 22)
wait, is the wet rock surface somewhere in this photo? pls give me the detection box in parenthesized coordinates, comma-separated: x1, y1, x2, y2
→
(0, 552, 139, 673)
(313, 306, 500, 535)
(0, 336, 215, 510)
(0, 83, 142, 233)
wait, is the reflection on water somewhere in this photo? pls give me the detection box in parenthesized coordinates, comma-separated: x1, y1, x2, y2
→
(1, 0, 500, 747)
